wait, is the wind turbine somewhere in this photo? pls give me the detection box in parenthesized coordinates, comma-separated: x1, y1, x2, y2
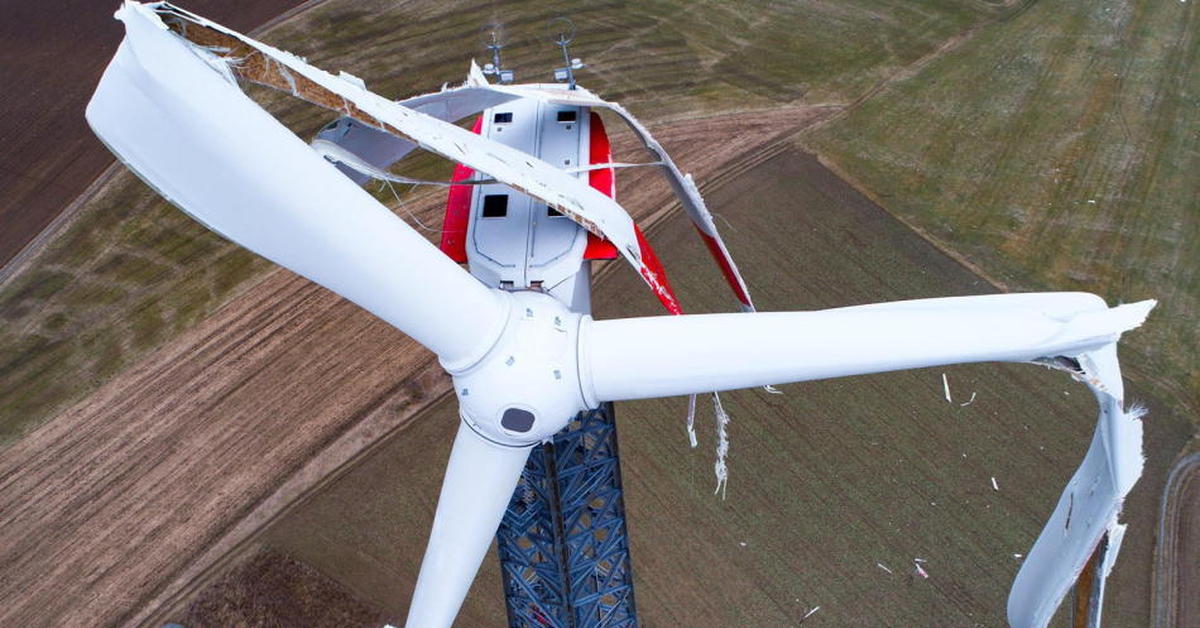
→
(86, 4, 1153, 627)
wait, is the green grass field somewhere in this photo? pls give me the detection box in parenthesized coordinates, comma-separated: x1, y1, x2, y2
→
(801, 0, 1199, 422)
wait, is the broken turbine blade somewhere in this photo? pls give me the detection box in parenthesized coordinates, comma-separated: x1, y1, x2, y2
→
(1007, 343, 1144, 628)
(580, 292, 1151, 628)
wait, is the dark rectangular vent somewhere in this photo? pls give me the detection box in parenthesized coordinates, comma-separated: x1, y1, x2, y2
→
(547, 206, 564, 217)
(556, 110, 577, 123)
(482, 194, 509, 218)
(493, 112, 513, 124)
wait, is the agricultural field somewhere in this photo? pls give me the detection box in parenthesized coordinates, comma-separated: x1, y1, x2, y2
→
(0, 0, 1024, 446)
(237, 148, 1192, 627)
(800, 0, 1199, 422)
(0, 0, 1193, 626)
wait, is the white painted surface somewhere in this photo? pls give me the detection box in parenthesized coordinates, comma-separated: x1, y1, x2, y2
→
(316, 79, 756, 310)
(466, 98, 589, 298)
(406, 422, 531, 628)
(583, 294, 1152, 401)
(1007, 344, 1144, 628)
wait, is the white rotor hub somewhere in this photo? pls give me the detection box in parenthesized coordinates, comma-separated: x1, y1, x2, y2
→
(445, 290, 590, 447)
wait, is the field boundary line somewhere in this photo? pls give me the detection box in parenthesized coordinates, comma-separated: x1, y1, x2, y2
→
(1152, 451, 1200, 628)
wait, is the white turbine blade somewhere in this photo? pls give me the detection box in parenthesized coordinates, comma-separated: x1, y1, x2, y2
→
(583, 293, 1154, 401)
(406, 422, 531, 628)
(86, 4, 505, 366)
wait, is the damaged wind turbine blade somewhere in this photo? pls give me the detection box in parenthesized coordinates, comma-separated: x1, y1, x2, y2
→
(584, 292, 1152, 628)
(142, 3, 672, 301)
(583, 293, 1153, 401)
(320, 79, 758, 311)
(407, 423, 532, 628)
(1008, 342, 1143, 628)
(85, 2, 505, 366)
(313, 83, 522, 184)
(457, 82, 757, 310)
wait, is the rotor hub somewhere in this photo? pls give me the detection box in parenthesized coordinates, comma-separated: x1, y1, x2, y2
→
(446, 290, 589, 447)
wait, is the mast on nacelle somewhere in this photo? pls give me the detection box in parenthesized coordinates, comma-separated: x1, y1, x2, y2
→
(548, 17, 585, 90)
(481, 28, 514, 84)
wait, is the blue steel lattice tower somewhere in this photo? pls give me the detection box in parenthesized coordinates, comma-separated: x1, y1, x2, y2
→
(494, 402, 639, 627)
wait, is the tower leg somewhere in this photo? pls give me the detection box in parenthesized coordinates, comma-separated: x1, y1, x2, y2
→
(495, 403, 639, 627)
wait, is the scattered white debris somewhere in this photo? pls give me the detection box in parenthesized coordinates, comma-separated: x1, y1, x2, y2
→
(686, 394, 698, 448)
(739, 541, 747, 547)
(763, 384, 784, 395)
(959, 391, 977, 407)
(1014, 553, 1024, 559)
(877, 562, 893, 574)
(1087, 199, 1097, 205)
(712, 392, 731, 499)
(802, 606, 821, 621)
(914, 562, 930, 579)
(991, 476, 1000, 491)
(942, 373, 953, 403)
(914, 557, 928, 563)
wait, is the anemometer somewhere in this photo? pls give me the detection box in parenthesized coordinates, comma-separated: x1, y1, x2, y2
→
(479, 18, 587, 89)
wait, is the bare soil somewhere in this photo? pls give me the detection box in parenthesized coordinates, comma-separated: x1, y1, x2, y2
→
(0, 0, 313, 267)
(179, 548, 384, 628)
(0, 269, 450, 627)
(2, 1, 1187, 626)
